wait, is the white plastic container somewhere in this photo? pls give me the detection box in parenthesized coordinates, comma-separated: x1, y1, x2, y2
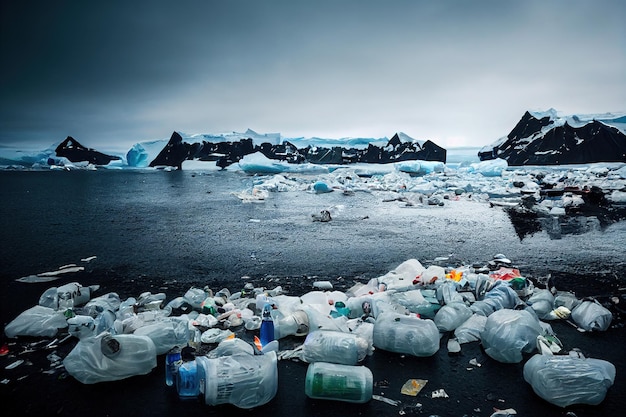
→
(196, 352, 278, 409)
(373, 312, 440, 357)
(302, 330, 369, 365)
(305, 362, 373, 403)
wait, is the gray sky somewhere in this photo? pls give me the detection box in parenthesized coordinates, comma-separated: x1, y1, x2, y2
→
(1, 0, 624, 151)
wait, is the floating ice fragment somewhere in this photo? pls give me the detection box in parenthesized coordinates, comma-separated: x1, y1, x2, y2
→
(36, 266, 84, 277)
(312, 281, 333, 290)
(469, 358, 482, 367)
(16, 275, 60, 283)
(490, 408, 517, 417)
(81, 256, 97, 262)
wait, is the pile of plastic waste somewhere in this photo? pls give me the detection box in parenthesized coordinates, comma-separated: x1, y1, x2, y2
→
(2, 255, 617, 409)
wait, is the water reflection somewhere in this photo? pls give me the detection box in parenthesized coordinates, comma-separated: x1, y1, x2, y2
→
(505, 200, 626, 240)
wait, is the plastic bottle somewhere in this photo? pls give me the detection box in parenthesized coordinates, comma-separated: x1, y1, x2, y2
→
(176, 347, 199, 399)
(165, 346, 182, 387)
(196, 351, 278, 408)
(259, 303, 275, 347)
(305, 362, 373, 403)
(302, 330, 369, 365)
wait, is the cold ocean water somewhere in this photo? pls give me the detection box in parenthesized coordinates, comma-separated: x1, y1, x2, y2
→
(0, 168, 625, 417)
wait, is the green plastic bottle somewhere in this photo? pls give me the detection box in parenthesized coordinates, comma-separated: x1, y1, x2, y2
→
(305, 362, 373, 403)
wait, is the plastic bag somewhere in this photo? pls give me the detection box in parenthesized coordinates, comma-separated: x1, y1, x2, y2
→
(302, 330, 370, 365)
(553, 291, 581, 311)
(570, 300, 612, 331)
(4, 305, 68, 338)
(373, 312, 439, 357)
(207, 337, 255, 358)
(481, 309, 542, 363)
(523, 354, 616, 407)
(197, 352, 278, 408)
(470, 282, 522, 316)
(63, 332, 157, 384)
(527, 289, 555, 320)
(81, 292, 122, 317)
(133, 317, 190, 355)
(38, 282, 98, 310)
(454, 314, 488, 344)
(390, 289, 430, 313)
(434, 302, 473, 332)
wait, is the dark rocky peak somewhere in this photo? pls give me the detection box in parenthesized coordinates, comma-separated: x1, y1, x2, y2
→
(55, 136, 120, 165)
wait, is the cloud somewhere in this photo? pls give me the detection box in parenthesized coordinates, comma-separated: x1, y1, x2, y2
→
(1, 0, 624, 150)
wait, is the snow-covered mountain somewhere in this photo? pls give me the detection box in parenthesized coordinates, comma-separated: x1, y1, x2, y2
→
(479, 109, 626, 165)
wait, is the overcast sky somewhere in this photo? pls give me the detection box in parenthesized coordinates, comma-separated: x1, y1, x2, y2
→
(1, 0, 624, 151)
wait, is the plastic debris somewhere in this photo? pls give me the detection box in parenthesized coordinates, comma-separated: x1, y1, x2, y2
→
(372, 395, 400, 406)
(400, 379, 428, 396)
(523, 353, 616, 407)
(2, 253, 621, 411)
(469, 358, 482, 367)
(431, 388, 449, 398)
(570, 300, 612, 331)
(446, 338, 461, 354)
(481, 309, 543, 363)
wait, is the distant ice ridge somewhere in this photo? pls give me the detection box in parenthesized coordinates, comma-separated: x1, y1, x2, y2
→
(528, 109, 626, 134)
(237, 152, 447, 176)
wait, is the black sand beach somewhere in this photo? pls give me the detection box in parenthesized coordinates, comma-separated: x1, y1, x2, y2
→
(1, 170, 624, 416)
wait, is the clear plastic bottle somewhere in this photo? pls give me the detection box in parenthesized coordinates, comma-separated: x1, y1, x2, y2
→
(305, 362, 373, 403)
(302, 330, 368, 365)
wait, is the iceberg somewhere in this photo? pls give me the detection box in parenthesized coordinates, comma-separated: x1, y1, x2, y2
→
(238, 152, 329, 174)
(126, 140, 167, 167)
(465, 158, 508, 177)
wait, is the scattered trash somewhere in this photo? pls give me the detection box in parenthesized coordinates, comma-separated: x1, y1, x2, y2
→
(469, 358, 482, 367)
(372, 394, 400, 406)
(431, 388, 449, 398)
(2, 253, 621, 411)
(311, 209, 332, 222)
(400, 379, 428, 396)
